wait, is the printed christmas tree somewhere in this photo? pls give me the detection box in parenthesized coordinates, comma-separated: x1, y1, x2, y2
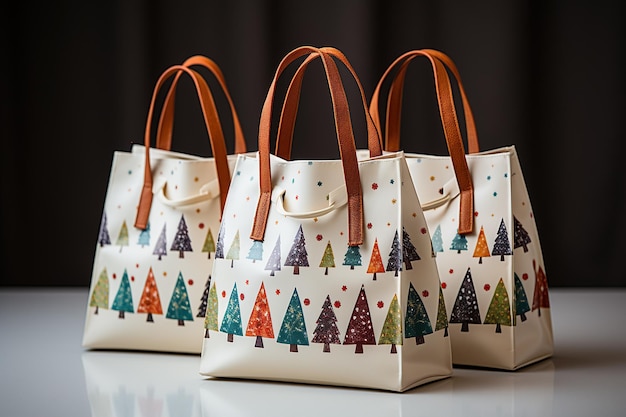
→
(220, 282, 243, 342)
(343, 245, 362, 270)
(245, 281, 275, 348)
(405, 282, 433, 345)
(153, 224, 167, 260)
(513, 216, 532, 252)
(196, 274, 212, 318)
(343, 284, 376, 353)
(215, 225, 225, 259)
(312, 295, 341, 352)
(116, 220, 129, 253)
(514, 272, 531, 323)
(89, 268, 109, 314)
(386, 230, 402, 276)
(111, 269, 134, 319)
(435, 285, 449, 337)
(137, 267, 163, 322)
(402, 227, 420, 270)
(319, 241, 336, 275)
(431, 224, 444, 254)
(203, 281, 219, 338)
(492, 218, 512, 261)
(449, 268, 481, 332)
(367, 238, 385, 280)
(284, 225, 309, 274)
(170, 215, 193, 258)
(379, 294, 402, 353)
(484, 278, 512, 333)
(265, 236, 281, 276)
(202, 228, 216, 259)
(246, 240, 264, 263)
(137, 221, 151, 247)
(166, 272, 194, 326)
(225, 229, 240, 268)
(450, 232, 468, 254)
(532, 260, 550, 317)
(277, 288, 309, 352)
(97, 212, 111, 247)
(113, 385, 134, 417)
(472, 226, 491, 264)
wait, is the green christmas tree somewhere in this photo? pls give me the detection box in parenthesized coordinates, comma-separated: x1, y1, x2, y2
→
(246, 240, 264, 263)
(225, 229, 240, 268)
(89, 268, 109, 314)
(343, 245, 362, 270)
(514, 273, 531, 323)
(435, 285, 449, 337)
(449, 232, 468, 254)
(319, 241, 336, 275)
(166, 272, 194, 326)
(484, 278, 512, 333)
(170, 215, 193, 258)
(204, 281, 219, 338)
(111, 269, 134, 319)
(137, 221, 151, 247)
(220, 282, 243, 342)
(405, 282, 433, 345)
(379, 294, 403, 353)
(431, 224, 444, 254)
(277, 288, 309, 352)
(116, 220, 129, 253)
(202, 228, 216, 259)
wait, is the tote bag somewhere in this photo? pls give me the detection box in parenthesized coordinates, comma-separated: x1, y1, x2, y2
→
(198, 46, 452, 391)
(82, 57, 246, 354)
(369, 49, 554, 370)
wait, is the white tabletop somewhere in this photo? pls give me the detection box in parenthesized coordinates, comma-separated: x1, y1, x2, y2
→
(1, 288, 624, 417)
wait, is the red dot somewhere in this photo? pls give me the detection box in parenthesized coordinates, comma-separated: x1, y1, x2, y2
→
(221, 290, 226, 298)
(422, 290, 429, 297)
(131, 276, 135, 282)
(420, 227, 427, 234)
(112, 274, 117, 279)
(240, 293, 245, 301)
(304, 298, 310, 306)
(245, 280, 249, 285)
(474, 211, 479, 217)
(441, 282, 447, 289)
(484, 284, 491, 291)
(371, 183, 378, 190)
(377, 300, 384, 308)
(316, 234, 323, 241)
(449, 269, 454, 274)
(334, 300, 341, 308)
(135, 263, 139, 268)
(522, 273, 529, 281)
(188, 279, 194, 286)
(367, 222, 373, 229)
(199, 223, 205, 229)
(341, 285, 347, 291)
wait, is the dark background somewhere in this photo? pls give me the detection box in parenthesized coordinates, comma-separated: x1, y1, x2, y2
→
(1, 1, 624, 287)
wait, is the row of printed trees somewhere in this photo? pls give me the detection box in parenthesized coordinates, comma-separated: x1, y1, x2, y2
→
(204, 282, 448, 354)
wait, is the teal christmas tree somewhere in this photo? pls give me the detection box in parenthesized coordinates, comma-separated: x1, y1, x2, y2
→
(514, 273, 531, 323)
(386, 230, 402, 276)
(492, 218, 512, 261)
(265, 236, 281, 276)
(312, 295, 341, 352)
(153, 224, 167, 260)
(431, 224, 444, 254)
(137, 221, 151, 247)
(166, 272, 194, 326)
(513, 216, 532, 252)
(97, 212, 111, 247)
(450, 232, 468, 254)
(284, 225, 309, 274)
(111, 269, 134, 319)
(402, 227, 420, 270)
(449, 268, 481, 332)
(277, 288, 309, 352)
(405, 282, 433, 345)
(343, 284, 376, 353)
(170, 215, 193, 258)
(220, 282, 243, 342)
(247, 240, 264, 263)
(343, 245, 362, 270)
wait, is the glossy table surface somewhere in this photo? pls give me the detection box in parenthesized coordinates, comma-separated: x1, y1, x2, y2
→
(1, 288, 624, 417)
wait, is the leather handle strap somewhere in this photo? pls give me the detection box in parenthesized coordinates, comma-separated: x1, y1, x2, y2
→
(274, 47, 383, 160)
(250, 46, 367, 246)
(134, 65, 232, 229)
(156, 55, 247, 154)
(370, 50, 474, 234)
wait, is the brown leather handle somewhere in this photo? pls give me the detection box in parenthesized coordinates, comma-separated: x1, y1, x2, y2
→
(274, 46, 382, 160)
(369, 50, 474, 234)
(250, 46, 370, 246)
(134, 65, 232, 229)
(156, 55, 247, 154)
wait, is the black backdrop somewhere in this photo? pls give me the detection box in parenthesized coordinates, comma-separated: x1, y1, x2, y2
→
(1, 1, 624, 287)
